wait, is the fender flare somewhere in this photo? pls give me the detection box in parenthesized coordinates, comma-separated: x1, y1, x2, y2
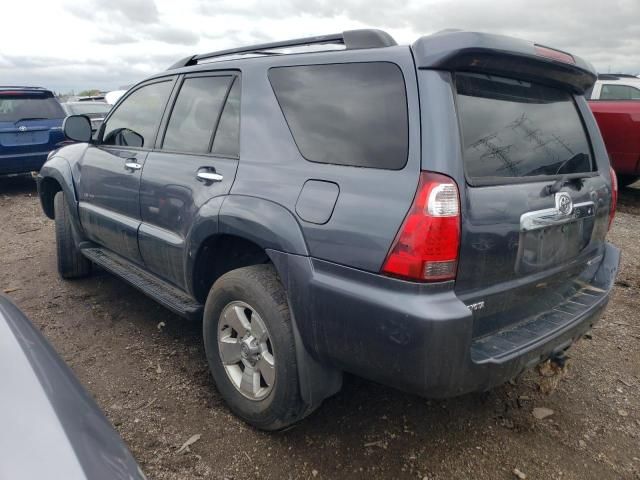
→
(218, 195, 309, 255)
(38, 157, 82, 232)
(184, 194, 309, 295)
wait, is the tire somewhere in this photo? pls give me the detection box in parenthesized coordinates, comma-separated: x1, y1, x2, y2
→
(54, 191, 91, 279)
(618, 175, 639, 188)
(203, 264, 306, 430)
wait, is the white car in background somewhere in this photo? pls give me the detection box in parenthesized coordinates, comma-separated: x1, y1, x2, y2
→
(587, 74, 640, 100)
(105, 90, 127, 105)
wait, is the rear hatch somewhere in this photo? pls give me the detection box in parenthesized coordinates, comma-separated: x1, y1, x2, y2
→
(412, 32, 612, 352)
(453, 72, 611, 340)
(0, 89, 65, 157)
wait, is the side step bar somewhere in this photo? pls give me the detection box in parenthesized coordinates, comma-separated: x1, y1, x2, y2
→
(81, 247, 203, 320)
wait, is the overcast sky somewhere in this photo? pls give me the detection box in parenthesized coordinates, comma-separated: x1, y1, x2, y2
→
(1, 0, 638, 93)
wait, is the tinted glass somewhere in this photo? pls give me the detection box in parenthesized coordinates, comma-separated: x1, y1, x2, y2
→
(163, 76, 232, 153)
(212, 78, 240, 157)
(456, 73, 593, 182)
(103, 81, 173, 148)
(269, 62, 408, 169)
(0, 94, 65, 122)
(600, 84, 640, 100)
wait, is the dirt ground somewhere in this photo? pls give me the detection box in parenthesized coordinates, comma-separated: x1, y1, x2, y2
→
(1, 175, 638, 480)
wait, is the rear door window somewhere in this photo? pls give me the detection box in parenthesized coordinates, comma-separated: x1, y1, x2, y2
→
(162, 75, 234, 154)
(269, 62, 408, 170)
(0, 93, 64, 122)
(456, 73, 594, 184)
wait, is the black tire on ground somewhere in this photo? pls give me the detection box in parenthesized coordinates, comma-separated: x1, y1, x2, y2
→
(618, 175, 639, 188)
(54, 191, 91, 279)
(203, 264, 307, 431)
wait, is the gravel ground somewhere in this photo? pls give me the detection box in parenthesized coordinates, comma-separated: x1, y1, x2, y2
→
(1, 175, 639, 480)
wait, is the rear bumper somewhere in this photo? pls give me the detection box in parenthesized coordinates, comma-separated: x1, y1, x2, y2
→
(280, 242, 620, 398)
(0, 151, 50, 175)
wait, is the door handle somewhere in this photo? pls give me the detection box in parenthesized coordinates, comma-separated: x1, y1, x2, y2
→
(124, 161, 142, 171)
(197, 171, 223, 182)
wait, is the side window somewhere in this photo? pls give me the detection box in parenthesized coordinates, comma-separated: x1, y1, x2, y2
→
(600, 84, 640, 100)
(102, 81, 173, 148)
(269, 62, 408, 170)
(212, 77, 241, 157)
(162, 76, 233, 154)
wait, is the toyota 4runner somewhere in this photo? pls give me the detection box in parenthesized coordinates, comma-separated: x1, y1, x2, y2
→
(37, 29, 620, 430)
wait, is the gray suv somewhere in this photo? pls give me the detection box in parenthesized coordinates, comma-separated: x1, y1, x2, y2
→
(37, 29, 620, 430)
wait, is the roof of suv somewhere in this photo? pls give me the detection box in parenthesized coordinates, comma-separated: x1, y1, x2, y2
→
(161, 28, 596, 94)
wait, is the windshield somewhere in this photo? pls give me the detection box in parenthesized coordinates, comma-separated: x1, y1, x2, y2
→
(66, 103, 111, 115)
(0, 94, 65, 122)
(456, 73, 594, 183)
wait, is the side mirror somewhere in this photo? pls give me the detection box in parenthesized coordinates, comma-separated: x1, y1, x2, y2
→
(63, 115, 92, 143)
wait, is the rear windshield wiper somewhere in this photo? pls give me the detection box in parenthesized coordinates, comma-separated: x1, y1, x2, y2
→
(543, 175, 588, 196)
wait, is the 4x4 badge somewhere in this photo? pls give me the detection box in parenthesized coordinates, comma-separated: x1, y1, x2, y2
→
(555, 192, 573, 216)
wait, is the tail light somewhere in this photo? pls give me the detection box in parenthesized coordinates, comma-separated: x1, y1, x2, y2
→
(608, 166, 618, 231)
(382, 172, 460, 282)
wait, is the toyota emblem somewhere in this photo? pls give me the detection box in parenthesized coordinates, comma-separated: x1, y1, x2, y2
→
(18, 126, 27, 132)
(555, 192, 573, 216)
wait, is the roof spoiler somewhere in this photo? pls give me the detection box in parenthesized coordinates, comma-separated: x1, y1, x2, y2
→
(168, 29, 397, 70)
(412, 31, 597, 94)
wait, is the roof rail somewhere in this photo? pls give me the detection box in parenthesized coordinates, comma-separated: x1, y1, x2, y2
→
(167, 29, 397, 70)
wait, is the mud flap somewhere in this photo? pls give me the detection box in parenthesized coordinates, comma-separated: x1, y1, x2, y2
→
(266, 249, 343, 415)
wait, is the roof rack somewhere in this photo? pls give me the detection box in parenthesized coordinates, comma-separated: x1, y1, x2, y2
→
(167, 29, 397, 70)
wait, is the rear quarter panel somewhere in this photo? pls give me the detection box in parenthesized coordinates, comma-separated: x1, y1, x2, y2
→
(229, 46, 422, 272)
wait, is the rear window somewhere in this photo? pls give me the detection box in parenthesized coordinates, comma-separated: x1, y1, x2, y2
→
(269, 62, 408, 170)
(0, 93, 65, 122)
(456, 73, 594, 183)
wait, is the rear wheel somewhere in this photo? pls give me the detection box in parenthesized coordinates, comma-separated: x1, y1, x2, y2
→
(203, 264, 306, 430)
(618, 175, 639, 188)
(54, 191, 91, 279)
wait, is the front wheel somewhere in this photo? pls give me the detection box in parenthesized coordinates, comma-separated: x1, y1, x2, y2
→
(54, 191, 91, 279)
(203, 264, 307, 430)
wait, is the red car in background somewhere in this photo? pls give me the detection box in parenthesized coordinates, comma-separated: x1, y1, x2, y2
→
(588, 75, 640, 187)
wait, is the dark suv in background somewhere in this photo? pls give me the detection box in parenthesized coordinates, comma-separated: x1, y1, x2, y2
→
(0, 86, 66, 175)
(38, 29, 620, 430)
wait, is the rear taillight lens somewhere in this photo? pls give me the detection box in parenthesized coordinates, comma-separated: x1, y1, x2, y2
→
(609, 166, 618, 231)
(382, 172, 461, 282)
